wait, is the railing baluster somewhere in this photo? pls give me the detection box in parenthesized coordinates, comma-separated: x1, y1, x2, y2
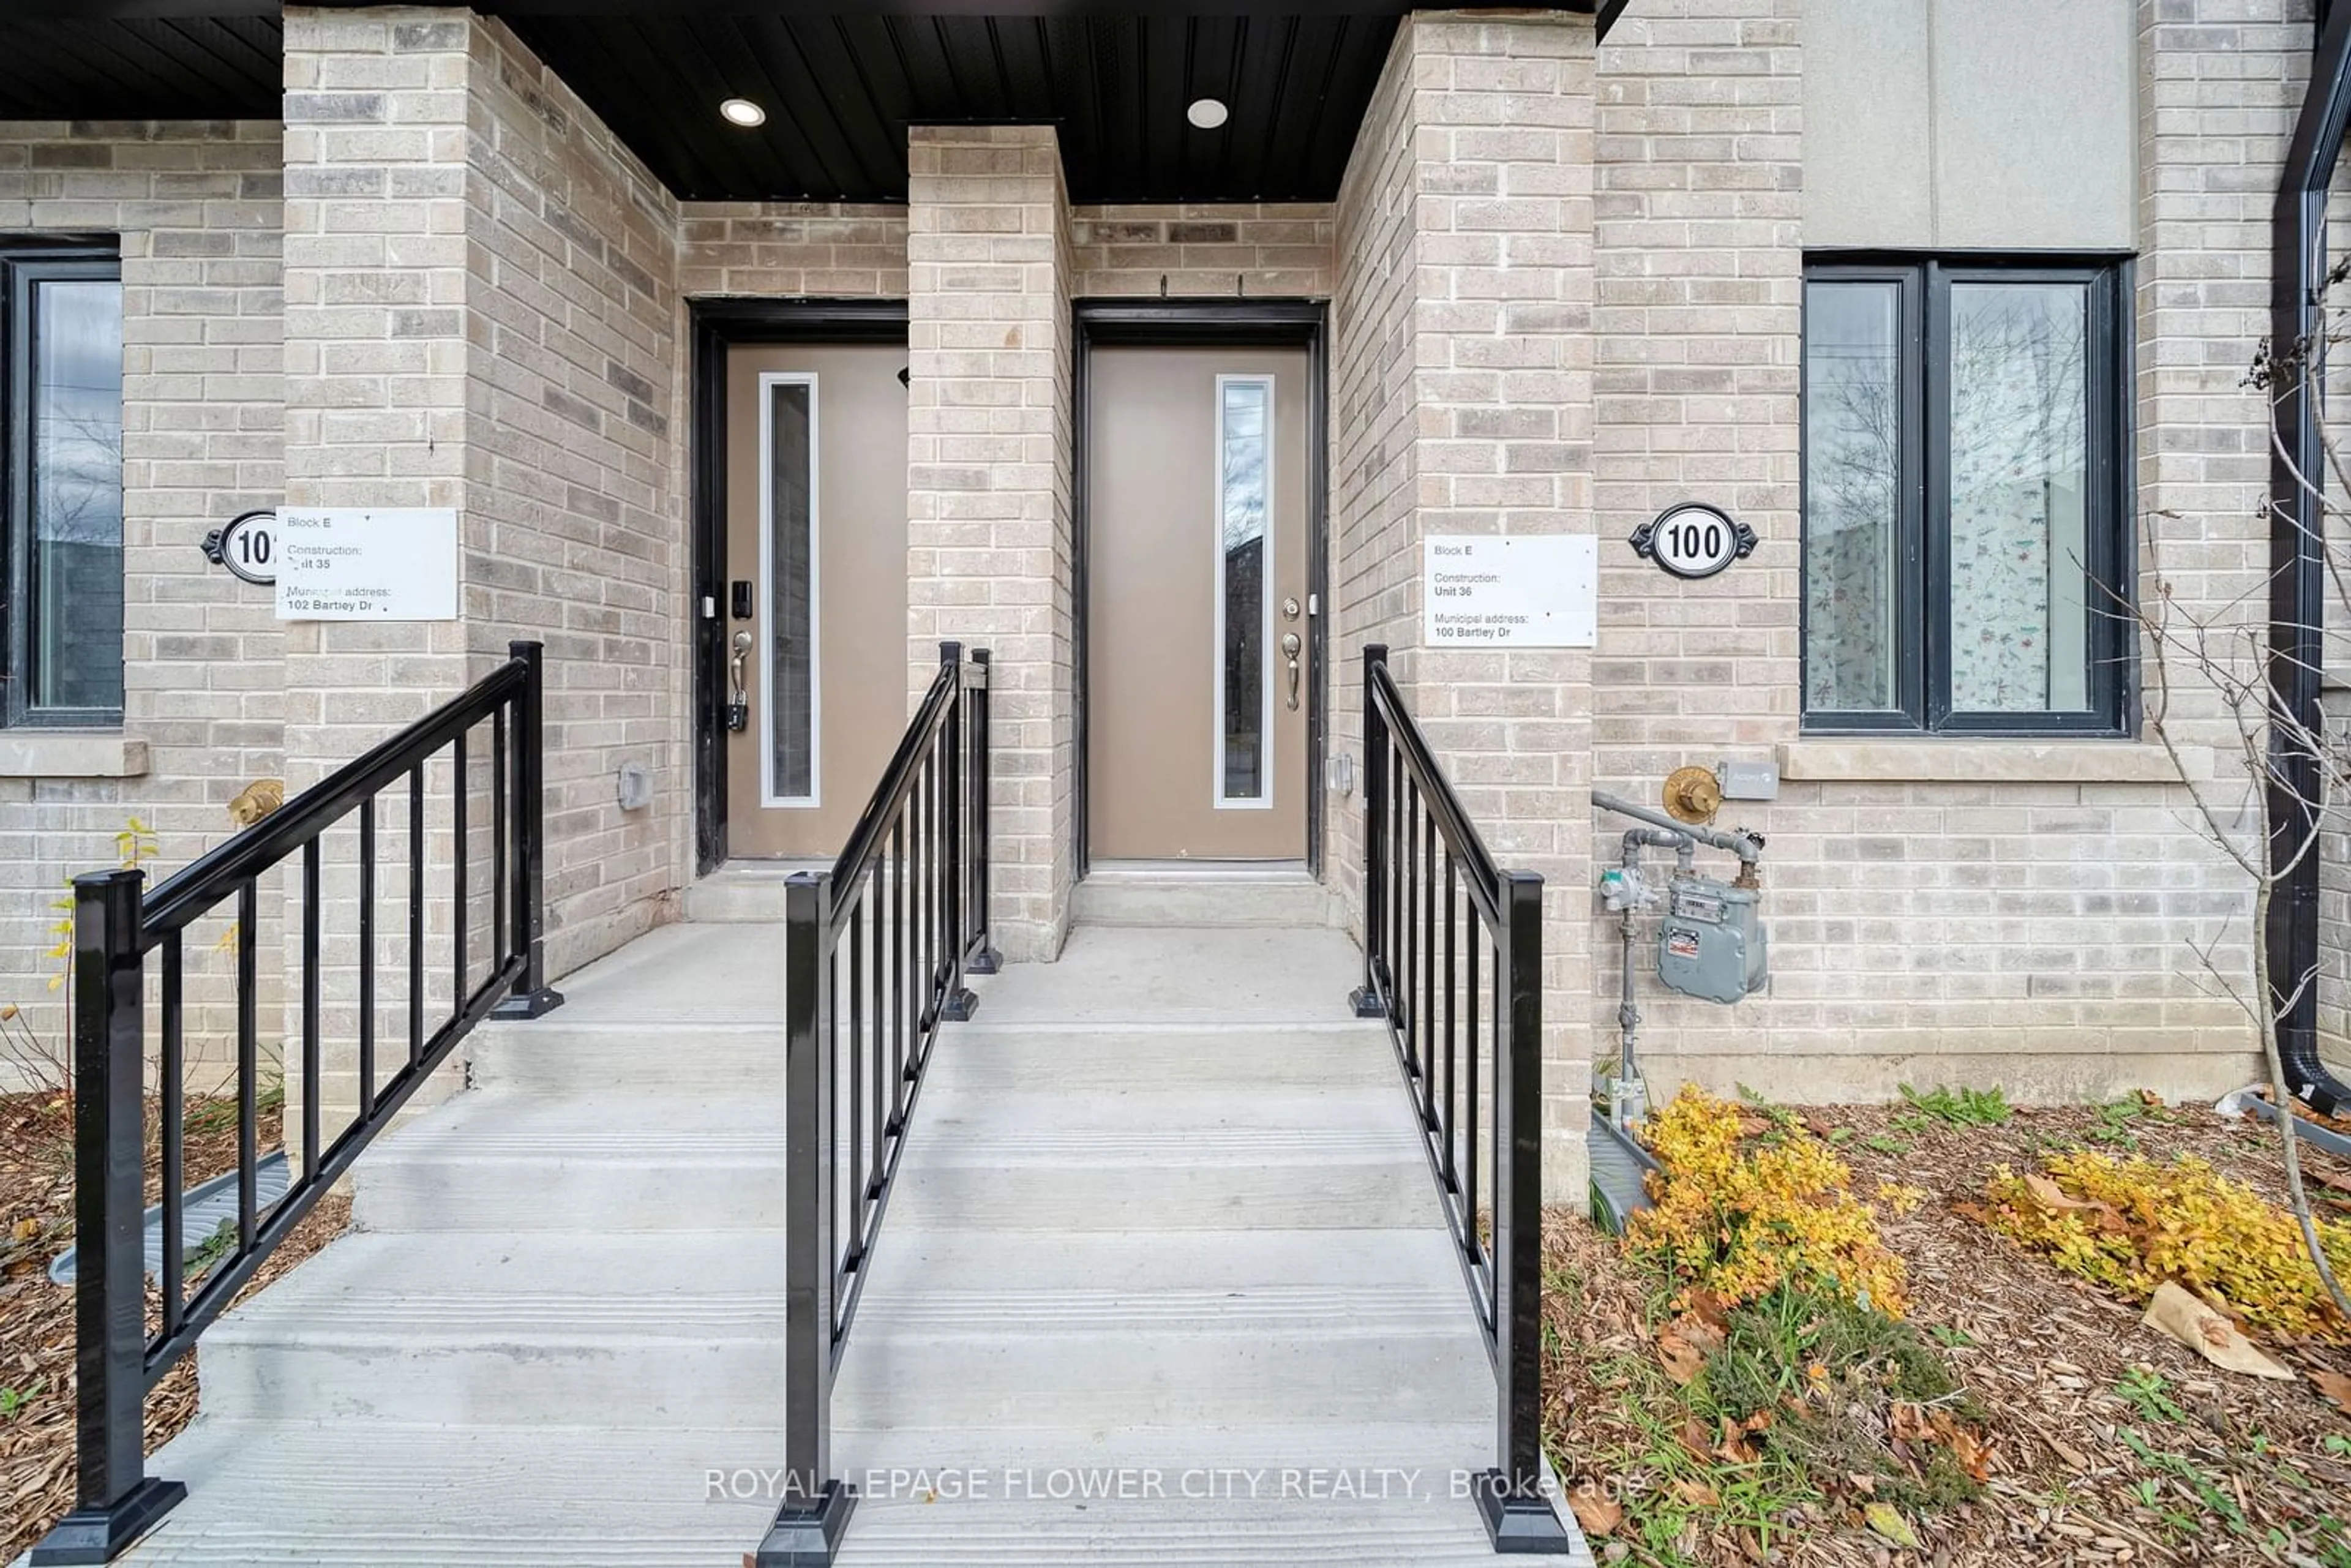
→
(237, 877, 258, 1250)
(869, 863, 887, 1188)
(1442, 850, 1457, 1188)
(891, 815, 907, 1114)
(849, 884, 865, 1254)
(966, 648, 998, 974)
(1466, 909, 1480, 1246)
(160, 931, 185, 1338)
(1421, 798, 1437, 1116)
(492, 703, 508, 971)
(359, 797, 377, 1121)
(302, 838, 322, 1185)
(409, 762, 425, 1068)
(453, 727, 468, 1020)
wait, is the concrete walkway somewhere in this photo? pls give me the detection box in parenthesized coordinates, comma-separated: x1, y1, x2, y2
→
(98, 890, 1586, 1565)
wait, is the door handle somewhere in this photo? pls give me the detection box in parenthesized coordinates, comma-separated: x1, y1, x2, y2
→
(1281, 631, 1302, 711)
(727, 630, 753, 733)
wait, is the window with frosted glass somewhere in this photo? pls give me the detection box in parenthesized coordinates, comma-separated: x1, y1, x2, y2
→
(767, 378, 816, 801)
(1217, 377, 1271, 802)
(6, 254, 124, 726)
(1799, 260, 2122, 735)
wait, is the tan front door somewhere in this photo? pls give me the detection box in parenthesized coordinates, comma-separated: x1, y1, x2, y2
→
(1089, 345, 1311, 860)
(725, 342, 907, 858)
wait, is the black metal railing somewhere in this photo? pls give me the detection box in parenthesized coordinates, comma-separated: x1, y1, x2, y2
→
(758, 641, 992, 1566)
(1347, 643, 1571, 1555)
(32, 641, 560, 1567)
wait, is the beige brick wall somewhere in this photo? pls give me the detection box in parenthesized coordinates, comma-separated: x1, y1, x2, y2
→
(1583, 0, 2281, 1105)
(0, 121, 285, 1087)
(281, 6, 686, 1143)
(1070, 204, 1333, 298)
(678, 202, 907, 298)
(1329, 13, 1599, 1201)
(907, 126, 1077, 961)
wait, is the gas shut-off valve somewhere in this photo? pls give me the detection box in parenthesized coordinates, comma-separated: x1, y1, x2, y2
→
(1592, 766, 1771, 1132)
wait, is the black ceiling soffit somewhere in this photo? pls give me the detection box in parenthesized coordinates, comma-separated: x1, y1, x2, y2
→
(0, 4, 1609, 206)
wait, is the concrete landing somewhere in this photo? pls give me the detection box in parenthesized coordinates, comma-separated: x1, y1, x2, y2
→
(100, 910, 1586, 1566)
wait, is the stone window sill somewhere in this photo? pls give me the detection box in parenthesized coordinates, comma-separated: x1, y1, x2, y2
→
(1775, 738, 2178, 785)
(0, 732, 149, 779)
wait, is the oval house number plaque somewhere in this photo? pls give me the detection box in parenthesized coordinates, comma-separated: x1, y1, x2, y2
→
(1630, 501, 1757, 582)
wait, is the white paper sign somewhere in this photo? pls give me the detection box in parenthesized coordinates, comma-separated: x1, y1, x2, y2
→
(1423, 535, 1597, 648)
(274, 508, 459, 621)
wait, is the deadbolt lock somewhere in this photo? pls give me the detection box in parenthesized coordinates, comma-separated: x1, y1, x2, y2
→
(1281, 595, 1302, 621)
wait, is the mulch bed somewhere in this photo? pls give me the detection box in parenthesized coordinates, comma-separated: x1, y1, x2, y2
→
(1, 1090, 348, 1561)
(1547, 1100, 2351, 1567)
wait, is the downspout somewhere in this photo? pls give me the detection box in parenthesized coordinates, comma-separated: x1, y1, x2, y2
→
(2268, 0, 2351, 1112)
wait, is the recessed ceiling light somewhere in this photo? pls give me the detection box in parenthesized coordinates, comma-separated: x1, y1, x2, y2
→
(1187, 97, 1229, 130)
(720, 98, 767, 128)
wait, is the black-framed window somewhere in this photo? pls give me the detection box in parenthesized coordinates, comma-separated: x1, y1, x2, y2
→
(4, 245, 124, 728)
(1801, 257, 2129, 735)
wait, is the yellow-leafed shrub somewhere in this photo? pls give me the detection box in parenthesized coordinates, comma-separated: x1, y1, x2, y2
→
(1983, 1150, 2351, 1338)
(1631, 1087, 1909, 1318)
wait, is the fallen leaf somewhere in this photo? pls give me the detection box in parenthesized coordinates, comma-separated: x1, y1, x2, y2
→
(1672, 1476, 1719, 1508)
(1656, 1331, 1705, 1386)
(2143, 1280, 2294, 1380)
(1679, 1417, 1714, 1463)
(2312, 1368, 2351, 1416)
(2024, 1172, 2102, 1213)
(1567, 1484, 1621, 1537)
(1864, 1501, 1919, 1549)
(1735, 1114, 1772, 1138)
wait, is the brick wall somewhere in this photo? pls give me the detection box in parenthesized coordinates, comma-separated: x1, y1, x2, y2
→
(678, 202, 907, 298)
(0, 121, 284, 1086)
(1581, 0, 2284, 1105)
(282, 6, 684, 1142)
(1329, 13, 1599, 1200)
(1070, 204, 1333, 298)
(907, 126, 1077, 961)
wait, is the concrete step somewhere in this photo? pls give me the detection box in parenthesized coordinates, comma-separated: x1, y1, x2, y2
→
(680, 860, 828, 922)
(473, 1021, 1400, 1098)
(929, 1022, 1400, 1092)
(197, 1230, 1489, 1432)
(118, 1420, 1580, 1567)
(1073, 861, 1340, 929)
(975, 926, 1368, 1026)
(350, 1091, 784, 1232)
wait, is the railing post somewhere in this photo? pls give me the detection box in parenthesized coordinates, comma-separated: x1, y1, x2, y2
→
(31, 870, 186, 1566)
(760, 869, 855, 1566)
(1476, 868, 1572, 1554)
(1349, 643, 1390, 1018)
(963, 647, 1000, 976)
(939, 642, 981, 1021)
(493, 639, 563, 1019)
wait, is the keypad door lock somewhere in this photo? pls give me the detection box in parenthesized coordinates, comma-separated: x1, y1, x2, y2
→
(726, 630, 752, 733)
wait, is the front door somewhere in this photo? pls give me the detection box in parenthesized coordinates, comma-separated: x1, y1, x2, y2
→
(1088, 345, 1311, 860)
(724, 342, 907, 858)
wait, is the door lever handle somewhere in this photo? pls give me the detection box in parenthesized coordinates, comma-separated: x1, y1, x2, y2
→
(1281, 631, 1302, 711)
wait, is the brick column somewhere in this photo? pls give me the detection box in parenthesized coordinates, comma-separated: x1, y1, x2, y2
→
(1333, 14, 1599, 1201)
(907, 125, 1076, 963)
(282, 6, 683, 1157)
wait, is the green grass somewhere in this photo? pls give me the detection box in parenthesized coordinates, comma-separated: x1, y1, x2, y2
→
(0, 1379, 43, 1420)
(2113, 1366, 2188, 1424)
(183, 1217, 236, 1281)
(1894, 1082, 2012, 1130)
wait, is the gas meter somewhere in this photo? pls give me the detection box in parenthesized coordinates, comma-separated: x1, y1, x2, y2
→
(1656, 872, 1766, 1004)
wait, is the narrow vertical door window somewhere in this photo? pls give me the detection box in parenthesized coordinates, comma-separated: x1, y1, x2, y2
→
(1216, 375, 1272, 805)
(764, 375, 817, 803)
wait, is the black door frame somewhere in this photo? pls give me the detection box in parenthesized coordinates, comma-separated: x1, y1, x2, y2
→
(688, 298, 909, 876)
(1072, 298, 1332, 880)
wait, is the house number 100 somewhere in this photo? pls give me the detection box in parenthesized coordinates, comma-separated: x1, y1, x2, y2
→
(1630, 501, 1757, 582)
